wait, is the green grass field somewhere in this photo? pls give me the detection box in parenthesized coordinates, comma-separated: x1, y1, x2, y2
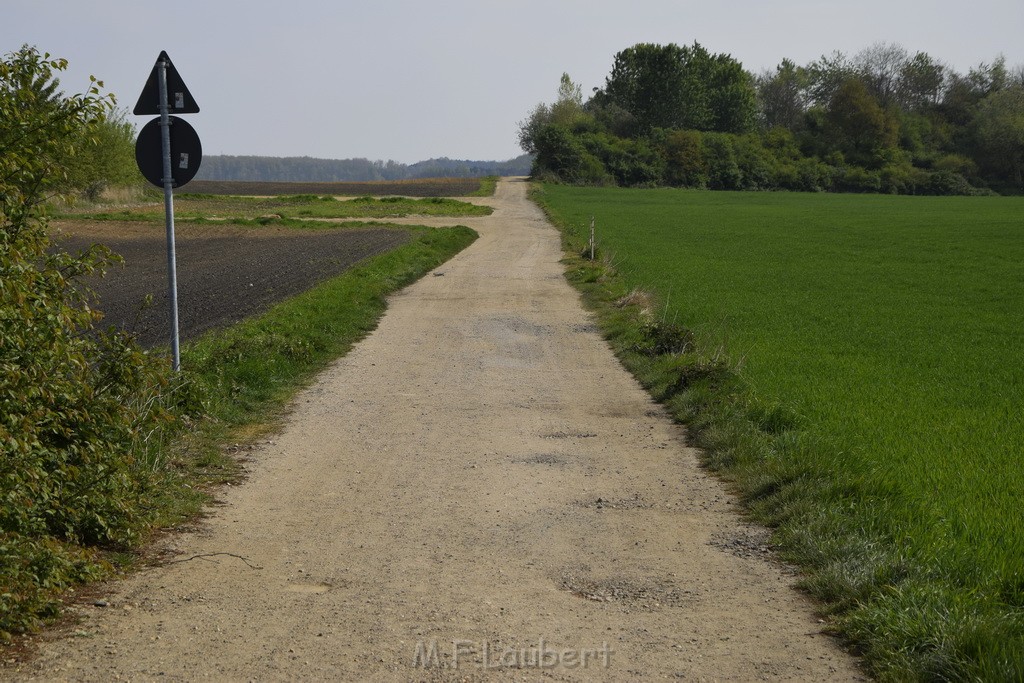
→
(536, 185, 1024, 680)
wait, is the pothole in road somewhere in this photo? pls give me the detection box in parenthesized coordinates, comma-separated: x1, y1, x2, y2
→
(541, 430, 598, 439)
(479, 315, 554, 338)
(558, 572, 695, 610)
(575, 493, 653, 511)
(513, 453, 570, 466)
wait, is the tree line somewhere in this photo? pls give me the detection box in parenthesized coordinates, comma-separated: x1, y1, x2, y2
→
(195, 154, 532, 183)
(520, 42, 1024, 194)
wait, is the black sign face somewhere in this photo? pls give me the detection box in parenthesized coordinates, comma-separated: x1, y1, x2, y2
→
(134, 116, 203, 188)
(133, 51, 200, 115)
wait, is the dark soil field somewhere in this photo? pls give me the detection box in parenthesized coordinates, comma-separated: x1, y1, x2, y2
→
(53, 220, 410, 348)
(185, 177, 485, 197)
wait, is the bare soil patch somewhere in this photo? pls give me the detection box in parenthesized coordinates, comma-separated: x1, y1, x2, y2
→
(52, 220, 410, 347)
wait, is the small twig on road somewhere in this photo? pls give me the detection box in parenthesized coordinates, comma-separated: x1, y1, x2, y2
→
(166, 552, 262, 570)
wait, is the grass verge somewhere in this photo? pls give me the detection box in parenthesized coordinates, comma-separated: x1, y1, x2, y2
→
(530, 183, 1024, 681)
(469, 176, 498, 197)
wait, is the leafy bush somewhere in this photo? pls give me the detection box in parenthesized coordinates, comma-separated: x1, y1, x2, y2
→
(662, 129, 706, 187)
(701, 133, 743, 190)
(732, 133, 774, 190)
(580, 131, 665, 187)
(62, 108, 140, 200)
(835, 166, 883, 193)
(1, 46, 179, 637)
(932, 153, 978, 177)
(773, 159, 826, 192)
(532, 124, 609, 185)
(926, 170, 976, 196)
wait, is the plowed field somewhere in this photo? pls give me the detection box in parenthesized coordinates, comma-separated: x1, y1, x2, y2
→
(53, 220, 410, 348)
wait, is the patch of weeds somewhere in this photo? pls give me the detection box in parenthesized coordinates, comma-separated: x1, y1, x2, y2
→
(634, 319, 695, 356)
(469, 176, 498, 197)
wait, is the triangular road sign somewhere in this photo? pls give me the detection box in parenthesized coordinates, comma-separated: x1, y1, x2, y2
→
(133, 50, 200, 115)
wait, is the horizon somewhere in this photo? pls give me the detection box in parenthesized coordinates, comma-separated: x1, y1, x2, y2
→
(201, 152, 532, 164)
(4, 0, 1023, 163)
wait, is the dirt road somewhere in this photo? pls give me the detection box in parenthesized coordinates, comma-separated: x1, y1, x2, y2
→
(15, 178, 860, 681)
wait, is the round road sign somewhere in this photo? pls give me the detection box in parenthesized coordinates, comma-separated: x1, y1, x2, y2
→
(135, 116, 203, 188)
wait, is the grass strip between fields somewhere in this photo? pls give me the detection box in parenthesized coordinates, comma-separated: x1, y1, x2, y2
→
(60, 194, 493, 223)
(530, 184, 1023, 682)
(469, 176, 498, 197)
(1, 222, 476, 642)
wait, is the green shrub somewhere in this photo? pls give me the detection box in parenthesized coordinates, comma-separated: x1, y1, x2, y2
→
(880, 162, 928, 195)
(663, 129, 706, 187)
(532, 124, 609, 185)
(702, 133, 743, 190)
(836, 166, 883, 193)
(797, 157, 837, 192)
(773, 162, 801, 190)
(926, 170, 975, 196)
(732, 134, 774, 190)
(1, 45, 179, 637)
(933, 153, 979, 178)
(581, 131, 665, 187)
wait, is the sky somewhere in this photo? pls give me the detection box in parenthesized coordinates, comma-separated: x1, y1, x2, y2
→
(4, 0, 1023, 164)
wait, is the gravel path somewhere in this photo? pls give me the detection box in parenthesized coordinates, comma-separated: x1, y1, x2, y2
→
(12, 178, 861, 681)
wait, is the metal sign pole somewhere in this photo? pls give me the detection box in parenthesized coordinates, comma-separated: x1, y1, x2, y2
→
(157, 58, 181, 371)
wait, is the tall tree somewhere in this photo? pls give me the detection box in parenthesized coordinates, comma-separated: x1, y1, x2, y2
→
(516, 102, 550, 155)
(756, 58, 809, 130)
(940, 60, 1008, 128)
(973, 85, 1024, 189)
(898, 52, 946, 111)
(826, 78, 898, 167)
(704, 49, 757, 133)
(806, 51, 856, 108)
(971, 56, 1009, 95)
(855, 42, 910, 108)
(518, 73, 588, 154)
(603, 43, 691, 130)
(550, 72, 584, 125)
(601, 42, 755, 133)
